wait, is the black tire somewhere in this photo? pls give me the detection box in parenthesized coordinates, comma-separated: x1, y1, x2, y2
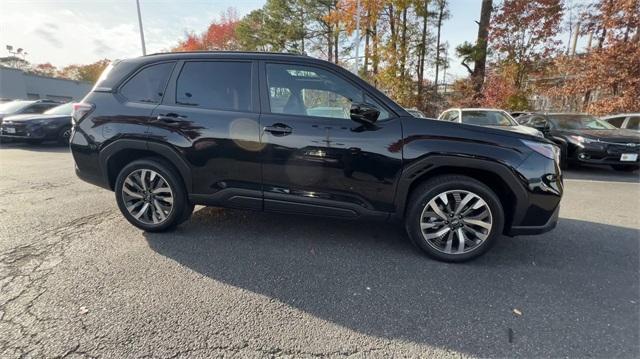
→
(611, 164, 639, 172)
(114, 158, 190, 232)
(405, 175, 504, 262)
(58, 126, 72, 145)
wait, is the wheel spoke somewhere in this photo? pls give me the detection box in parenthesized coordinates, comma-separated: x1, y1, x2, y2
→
(423, 226, 450, 240)
(463, 218, 491, 229)
(428, 200, 449, 220)
(444, 231, 453, 253)
(133, 202, 150, 219)
(456, 228, 466, 253)
(123, 187, 143, 199)
(454, 193, 474, 215)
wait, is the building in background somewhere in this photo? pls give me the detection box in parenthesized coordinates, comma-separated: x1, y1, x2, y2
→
(0, 67, 92, 102)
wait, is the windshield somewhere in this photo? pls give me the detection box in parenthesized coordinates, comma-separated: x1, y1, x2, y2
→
(550, 115, 616, 130)
(0, 100, 32, 114)
(461, 111, 517, 126)
(44, 102, 73, 115)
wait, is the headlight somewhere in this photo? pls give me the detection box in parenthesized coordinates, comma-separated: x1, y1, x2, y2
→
(522, 140, 560, 163)
(568, 135, 597, 145)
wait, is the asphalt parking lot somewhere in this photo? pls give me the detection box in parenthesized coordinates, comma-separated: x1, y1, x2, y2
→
(1, 142, 638, 358)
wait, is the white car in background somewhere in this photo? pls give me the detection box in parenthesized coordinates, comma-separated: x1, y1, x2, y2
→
(601, 114, 640, 132)
(437, 108, 543, 137)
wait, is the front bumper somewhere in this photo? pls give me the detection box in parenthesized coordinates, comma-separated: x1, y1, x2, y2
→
(507, 204, 560, 236)
(570, 143, 640, 166)
(0, 124, 50, 140)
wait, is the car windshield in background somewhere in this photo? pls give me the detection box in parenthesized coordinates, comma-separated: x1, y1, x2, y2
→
(0, 100, 31, 114)
(550, 115, 616, 130)
(461, 111, 516, 126)
(44, 102, 73, 115)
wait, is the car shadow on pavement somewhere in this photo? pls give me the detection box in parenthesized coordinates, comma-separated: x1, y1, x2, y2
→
(564, 164, 639, 183)
(144, 208, 639, 358)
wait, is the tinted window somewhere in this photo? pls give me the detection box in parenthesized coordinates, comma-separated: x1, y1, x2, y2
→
(120, 62, 174, 104)
(627, 117, 639, 130)
(22, 104, 56, 114)
(44, 102, 73, 115)
(549, 115, 616, 130)
(605, 117, 626, 128)
(444, 110, 459, 122)
(176, 61, 252, 111)
(266, 63, 389, 120)
(529, 116, 549, 127)
(461, 111, 516, 126)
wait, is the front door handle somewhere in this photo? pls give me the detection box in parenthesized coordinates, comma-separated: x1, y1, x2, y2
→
(264, 124, 292, 136)
(154, 113, 187, 124)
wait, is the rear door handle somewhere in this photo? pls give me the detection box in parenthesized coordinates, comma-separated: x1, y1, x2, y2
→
(264, 124, 292, 136)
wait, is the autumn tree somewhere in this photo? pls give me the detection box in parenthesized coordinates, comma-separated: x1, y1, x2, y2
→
(59, 59, 110, 83)
(554, 0, 640, 114)
(174, 8, 240, 51)
(31, 63, 58, 77)
(456, 0, 492, 103)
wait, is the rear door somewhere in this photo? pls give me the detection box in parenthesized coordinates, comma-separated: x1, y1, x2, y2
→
(149, 59, 263, 209)
(258, 61, 402, 217)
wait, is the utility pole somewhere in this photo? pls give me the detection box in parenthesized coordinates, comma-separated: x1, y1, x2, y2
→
(353, 0, 361, 74)
(136, 0, 147, 55)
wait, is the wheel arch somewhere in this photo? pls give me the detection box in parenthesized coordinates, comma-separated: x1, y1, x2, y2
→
(99, 139, 192, 192)
(395, 156, 529, 234)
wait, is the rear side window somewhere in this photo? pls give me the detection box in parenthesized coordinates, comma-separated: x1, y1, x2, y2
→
(120, 62, 174, 104)
(627, 117, 639, 130)
(176, 61, 252, 111)
(606, 116, 626, 128)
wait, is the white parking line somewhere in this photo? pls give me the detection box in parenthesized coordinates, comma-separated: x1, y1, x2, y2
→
(564, 178, 640, 185)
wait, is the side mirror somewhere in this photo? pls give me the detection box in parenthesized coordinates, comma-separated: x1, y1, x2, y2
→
(532, 121, 550, 132)
(350, 102, 380, 125)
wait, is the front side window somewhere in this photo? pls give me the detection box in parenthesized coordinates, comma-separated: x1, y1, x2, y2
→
(22, 104, 56, 114)
(120, 62, 175, 104)
(461, 111, 516, 126)
(549, 115, 616, 130)
(44, 102, 73, 115)
(266, 63, 389, 120)
(176, 61, 252, 111)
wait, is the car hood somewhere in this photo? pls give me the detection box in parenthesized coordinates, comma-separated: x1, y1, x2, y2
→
(557, 129, 640, 143)
(485, 125, 543, 137)
(1, 114, 71, 124)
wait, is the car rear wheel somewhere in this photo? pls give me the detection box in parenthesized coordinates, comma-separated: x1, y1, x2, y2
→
(115, 158, 192, 232)
(405, 175, 504, 262)
(611, 164, 639, 172)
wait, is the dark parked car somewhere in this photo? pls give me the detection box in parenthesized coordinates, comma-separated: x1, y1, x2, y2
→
(519, 113, 640, 171)
(0, 102, 73, 144)
(70, 52, 562, 262)
(0, 99, 61, 123)
(601, 113, 640, 133)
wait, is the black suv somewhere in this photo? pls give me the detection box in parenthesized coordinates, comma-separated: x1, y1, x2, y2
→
(70, 52, 563, 262)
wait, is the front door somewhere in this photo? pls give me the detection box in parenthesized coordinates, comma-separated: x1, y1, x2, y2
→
(259, 61, 402, 218)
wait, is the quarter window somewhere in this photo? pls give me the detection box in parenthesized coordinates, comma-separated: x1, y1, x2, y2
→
(176, 61, 252, 111)
(265, 63, 389, 120)
(120, 62, 174, 104)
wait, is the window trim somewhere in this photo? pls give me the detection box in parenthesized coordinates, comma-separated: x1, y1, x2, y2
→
(166, 59, 257, 114)
(259, 60, 395, 122)
(116, 61, 177, 105)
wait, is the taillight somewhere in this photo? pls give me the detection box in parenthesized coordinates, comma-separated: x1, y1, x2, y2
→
(72, 103, 94, 125)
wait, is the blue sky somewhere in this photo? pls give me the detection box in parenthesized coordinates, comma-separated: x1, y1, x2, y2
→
(0, 0, 561, 81)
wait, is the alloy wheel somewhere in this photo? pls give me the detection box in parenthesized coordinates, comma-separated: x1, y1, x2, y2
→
(121, 169, 174, 225)
(419, 190, 493, 255)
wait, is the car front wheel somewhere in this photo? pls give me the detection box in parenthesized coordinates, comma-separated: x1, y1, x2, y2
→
(115, 158, 192, 232)
(405, 175, 504, 262)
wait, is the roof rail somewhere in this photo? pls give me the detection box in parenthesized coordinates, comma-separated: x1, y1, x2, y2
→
(144, 50, 307, 57)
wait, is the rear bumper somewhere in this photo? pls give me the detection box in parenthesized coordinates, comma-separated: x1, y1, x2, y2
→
(507, 204, 560, 236)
